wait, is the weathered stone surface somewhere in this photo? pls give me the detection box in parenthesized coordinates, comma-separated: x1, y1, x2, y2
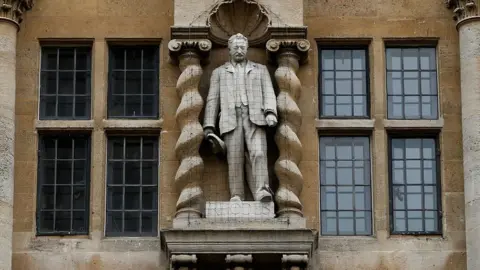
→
(205, 201, 275, 219)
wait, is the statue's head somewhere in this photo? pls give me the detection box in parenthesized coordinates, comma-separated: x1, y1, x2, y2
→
(228, 33, 248, 63)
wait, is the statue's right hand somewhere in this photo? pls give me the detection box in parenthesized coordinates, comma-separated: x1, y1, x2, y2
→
(204, 128, 214, 138)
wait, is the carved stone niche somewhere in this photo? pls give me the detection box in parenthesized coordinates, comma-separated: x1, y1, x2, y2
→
(207, 0, 270, 46)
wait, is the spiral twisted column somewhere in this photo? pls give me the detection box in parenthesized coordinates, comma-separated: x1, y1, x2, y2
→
(168, 39, 212, 219)
(266, 39, 310, 218)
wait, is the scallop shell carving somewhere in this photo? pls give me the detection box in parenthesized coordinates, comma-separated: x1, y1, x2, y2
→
(207, 0, 271, 46)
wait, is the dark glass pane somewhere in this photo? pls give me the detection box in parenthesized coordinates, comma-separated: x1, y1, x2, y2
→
(394, 211, 406, 232)
(111, 47, 125, 70)
(40, 186, 54, 209)
(335, 50, 351, 70)
(143, 71, 155, 94)
(110, 95, 125, 117)
(56, 161, 72, 184)
(142, 187, 157, 210)
(57, 138, 72, 159)
(58, 72, 74, 94)
(143, 95, 155, 116)
(142, 139, 156, 159)
(403, 49, 419, 70)
(72, 211, 87, 232)
(58, 48, 75, 70)
(338, 211, 354, 235)
(75, 72, 90, 95)
(125, 162, 141, 185)
(143, 48, 157, 69)
(42, 138, 56, 159)
(58, 96, 74, 117)
(352, 50, 365, 70)
(141, 212, 155, 233)
(76, 48, 91, 70)
(321, 50, 334, 70)
(40, 71, 57, 95)
(112, 71, 125, 94)
(125, 138, 141, 159)
(74, 139, 87, 159)
(56, 186, 72, 209)
(73, 161, 86, 184)
(110, 138, 124, 159)
(126, 48, 142, 69)
(420, 48, 436, 70)
(107, 212, 123, 233)
(108, 161, 124, 185)
(386, 48, 402, 70)
(124, 212, 140, 233)
(43, 160, 56, 185)
(75, 96, 89, 118)
(125, 187, 140, 210)
(107, 187, 123, 210)
(73, 186, 86, 209)
(42, 48, 58, 70)
(39, 211, 54, 232)
(126, 71, 141, 94)
(125, 95, 141, 116)
(142, 161, 157, 185)
(321, 211, 337, 235)
(41, 96, 57, 118)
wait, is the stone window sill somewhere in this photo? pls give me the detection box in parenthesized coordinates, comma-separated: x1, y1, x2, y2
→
(316, 119, 375, 131)
(384, 118, 444, 131)
(103, 119, 163, 131)
(36, 120, 94, 131)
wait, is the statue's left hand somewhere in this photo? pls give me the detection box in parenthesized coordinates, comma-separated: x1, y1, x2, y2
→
(266, 113, 278, 127)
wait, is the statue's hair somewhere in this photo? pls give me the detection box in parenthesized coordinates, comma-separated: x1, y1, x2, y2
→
(228, 33, 249, 48)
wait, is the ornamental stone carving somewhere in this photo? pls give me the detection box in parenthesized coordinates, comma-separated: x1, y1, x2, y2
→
(0, 0, 34, 25)
(207, 0, 271, 46)
(446, 0, 479, 22)
(266, 38, 310, 218)
(168, 39, 212, 219)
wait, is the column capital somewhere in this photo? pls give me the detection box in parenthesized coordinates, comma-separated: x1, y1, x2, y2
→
(445, 0, 480, 26)
(266, 39, 311, 64)
(0, 0, 34, 27)
(168, 39, 212, 66)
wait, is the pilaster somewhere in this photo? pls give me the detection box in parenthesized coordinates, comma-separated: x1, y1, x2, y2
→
(0, 1, 34, 269)
(168, 39, 212, 220)
(445, 1, 480, 269)
(266, 38, 310, 218)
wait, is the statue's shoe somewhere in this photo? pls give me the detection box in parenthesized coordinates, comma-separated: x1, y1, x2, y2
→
(255, 189, 272, 202)
(230, 195, 242, 202)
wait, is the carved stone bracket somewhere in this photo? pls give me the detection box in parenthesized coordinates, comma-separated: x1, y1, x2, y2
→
(0, 0, 34, 26)
(226, 254, 253, 270)
(282, 254, 309, 270)
(171, 254, 198, 270)
(446, 0, 479, 24)
(168, 39, 212, 219)
(266, 39, 311, 218)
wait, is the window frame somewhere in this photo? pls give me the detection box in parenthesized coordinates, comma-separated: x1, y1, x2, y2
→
(36, 133, 91, 236)
(105, 136, 159, 237)
(318, 46, 371, 119)
(39, 45, 92, 120)
(385, 46, 439, 120)
(107, 45, 160, 119)
(319, 135, 373, 236)
(388, 134, 442, 235)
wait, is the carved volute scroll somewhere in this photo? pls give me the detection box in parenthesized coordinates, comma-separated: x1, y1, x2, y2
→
(266, 39, 310, 218)
(168, 39, 212, 219)
(446, 0, 479, 22)
(207, 0, 271, 46)
(0, 0, 34, 25)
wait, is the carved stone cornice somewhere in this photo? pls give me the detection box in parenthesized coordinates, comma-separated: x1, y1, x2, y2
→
(266, 39, 311, 64)
(168, 39, 213, 66)
(446, 0, 480, 25)
(0, 0, 34, 26)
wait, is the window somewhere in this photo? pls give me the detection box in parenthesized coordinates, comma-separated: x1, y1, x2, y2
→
(39, 47, 92, 120)
(389, 137, 441, 234)
(36, 135, 90, 235)
(320, 137, 372, 235)
(106, 136, 158, 236)
(386, 47, 438, 119)
(319, 48, 369, 118)
(108, 46, 159, 118)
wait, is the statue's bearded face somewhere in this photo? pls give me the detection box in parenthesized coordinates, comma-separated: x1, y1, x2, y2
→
(229, 38, 248, 62)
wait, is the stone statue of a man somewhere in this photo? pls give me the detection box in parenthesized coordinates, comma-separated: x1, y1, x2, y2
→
(203, 33, 278, 202)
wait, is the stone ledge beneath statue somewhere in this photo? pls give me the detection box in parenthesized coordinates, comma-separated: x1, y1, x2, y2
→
(172, 216, 306, 230)
(161, 229, 317, 257)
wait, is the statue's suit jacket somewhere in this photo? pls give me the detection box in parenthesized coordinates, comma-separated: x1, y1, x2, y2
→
(203, 61, 277, 135)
